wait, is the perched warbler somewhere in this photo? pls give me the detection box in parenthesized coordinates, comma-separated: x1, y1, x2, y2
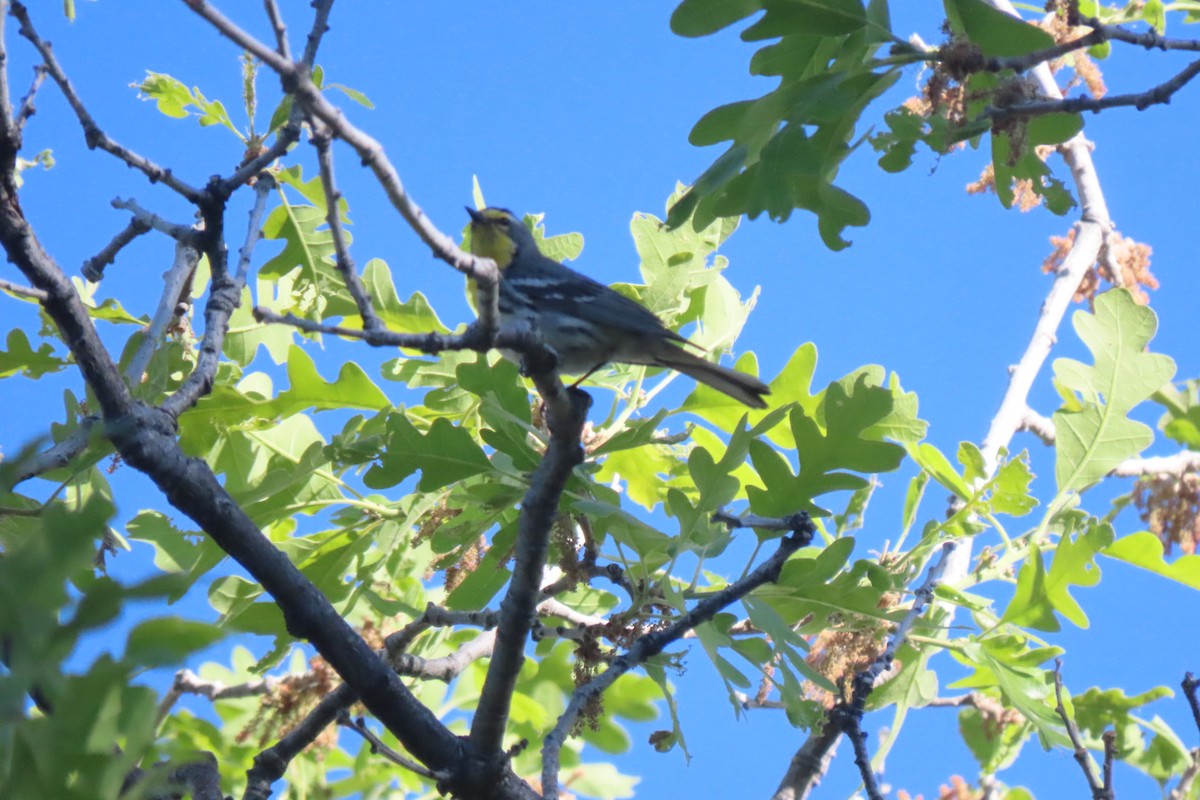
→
(466, 207, 770, 408)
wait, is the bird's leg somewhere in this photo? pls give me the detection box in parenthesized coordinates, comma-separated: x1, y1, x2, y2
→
(569, 361, 607, 389)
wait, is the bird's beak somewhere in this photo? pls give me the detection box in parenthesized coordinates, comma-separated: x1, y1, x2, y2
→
(465, 206, 485, 224)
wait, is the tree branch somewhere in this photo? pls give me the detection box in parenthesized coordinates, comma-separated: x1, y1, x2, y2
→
(0, 1, 13, 141)
(125, 753, 225, 800)
(979, 28, 1107, 74)
(1083, 17, 1200, 53)
(0, 90, 543, 800)
(10, 2, 203, 202)
(1169, 674, 1200, 800)
(232, 171, 273, 283)
(126, 240, 200, 382)
(12, 235, 198, 489)
(1055, 658, 1109, 799)
(1169, 752, 1200, 800)
(712, 508, 815, 533)
(393, 630, 498, 683)
(984, 58, 1200, 124)
(1018, 407, 1056, 446)
(254, 306, 547, 362)
(13, 62, 44, 131)
(109, 198, 196, 245)
(470, 389, 591, 756)
(1110, 451, 1200, 478)
(80, 217, 153, 282)
(7, 416, 97, 487)
(1016, 409, 1200, 477)
(214, 0, 333, 196)
(309, 119, 382, 331)
(772, 542, 954, 800)
(1185, 673, 1200, 737)
(771, 732, 840, 800)
(930, 0, 1124, 677)
(261, 0, 291, 61)
(181, 0, 500, 294)
(241, 598, 560, 798)
(156, 668, 280, 726)
(0, 275, 44, 300)
(160, 177, 271, 417)
(977, 0, 1115, 479)
(541, 511, 816, 799)
(243, 683, 357, 800)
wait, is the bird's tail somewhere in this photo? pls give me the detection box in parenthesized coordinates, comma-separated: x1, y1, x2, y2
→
(651, 343, 770, 409)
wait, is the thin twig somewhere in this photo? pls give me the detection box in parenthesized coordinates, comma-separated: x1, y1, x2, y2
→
(14, 63, 45, 130)
(978, 28, 1107, 74)
(109, 198, 195, 245)
(8, 417, 98, 488)
(157, 668, 280, 726)
(161, 176, 260, 417)
(10, 2, 203, 201)
(1101, 730, 1117, 798)
(1169, 750, 1200, 800)
(985, 58, 1200, 124)
(338, 712, 441, 780)
(261, 0, 291, 61)
(126, 240, 201, 382)
(925, 692, 990, 709)
(14, 235, 197, 488)
(81, 217, 152, 282)
(234, 172, 274, 283)
(216, 0, 334, 196)
(713, 508, 816, 533)
(222, 126, 298, 195)
(1021, 410, 1200, 478)
(771, 734, 840, 800)
(1054, 659, 1106, 798)
(180, 0, 499, 285)
(0, 276, 46, 300)
(1185, 673, 1200, 735)
(844, 544, 953, 798)
(734, 691, 785, 710)
(391, 630, 498, 683)
(1174, 670, 1200, 800)
(1084, 17, 1200, 53)
(255, 306, 503, 353)
(537, 597, 606, 629)
(300, 0, 334, 67)
(310, 120, 381, 331)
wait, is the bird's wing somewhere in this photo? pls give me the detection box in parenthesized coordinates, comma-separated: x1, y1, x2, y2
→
(508, 256, 693, 346)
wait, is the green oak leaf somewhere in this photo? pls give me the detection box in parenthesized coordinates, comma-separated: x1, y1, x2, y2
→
(365, 413, 493, 492)
(1053, 290, 1175, 494)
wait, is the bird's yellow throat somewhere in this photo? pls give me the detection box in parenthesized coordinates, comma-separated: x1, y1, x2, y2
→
(468, 215, 518, 269)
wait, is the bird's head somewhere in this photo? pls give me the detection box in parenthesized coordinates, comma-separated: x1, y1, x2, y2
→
(466, 206, 536, 269)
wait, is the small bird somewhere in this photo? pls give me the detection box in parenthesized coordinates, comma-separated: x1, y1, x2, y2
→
(466, 206, 770, 408)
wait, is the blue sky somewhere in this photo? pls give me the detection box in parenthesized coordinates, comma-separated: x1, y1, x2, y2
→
(3, 2, 1199, 798)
